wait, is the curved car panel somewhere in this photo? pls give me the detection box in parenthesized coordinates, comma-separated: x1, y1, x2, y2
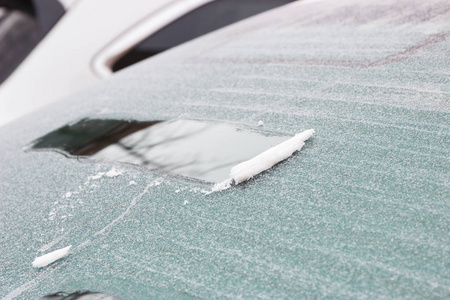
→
(1, 0, 449, 298)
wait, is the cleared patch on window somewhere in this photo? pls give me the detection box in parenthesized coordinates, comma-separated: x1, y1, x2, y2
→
(29, 119, 291, 183)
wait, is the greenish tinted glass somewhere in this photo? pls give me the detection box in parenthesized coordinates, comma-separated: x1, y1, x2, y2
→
(1, 0, 449, 299)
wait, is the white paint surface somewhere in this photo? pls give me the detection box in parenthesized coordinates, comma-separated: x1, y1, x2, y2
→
(58, 0, 77, 10)
(0, 0, 211, 127)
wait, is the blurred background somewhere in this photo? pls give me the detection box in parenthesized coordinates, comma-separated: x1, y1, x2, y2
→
(0, 0, 65, 83)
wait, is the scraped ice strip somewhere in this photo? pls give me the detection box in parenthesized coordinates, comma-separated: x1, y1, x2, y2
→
(231, 129, 314, 183)
(212, 129, 314, 192)
(32, 245, 72, 268)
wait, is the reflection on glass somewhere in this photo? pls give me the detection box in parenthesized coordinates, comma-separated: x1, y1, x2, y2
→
(31, 119, 289, 183)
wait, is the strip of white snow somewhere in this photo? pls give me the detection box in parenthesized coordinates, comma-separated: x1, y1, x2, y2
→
(212, 129, 314, 192)
(32, 245, 72, 268)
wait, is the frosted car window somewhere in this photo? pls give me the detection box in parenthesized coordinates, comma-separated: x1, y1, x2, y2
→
(30, 118, 290, 182)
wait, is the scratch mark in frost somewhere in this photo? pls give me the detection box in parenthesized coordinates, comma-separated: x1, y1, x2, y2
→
(94, 177, 164, 236)
(38, 233, 68, 252)
(2, 265, 63, 300)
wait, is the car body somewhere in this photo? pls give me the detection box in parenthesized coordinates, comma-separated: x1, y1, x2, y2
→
(0, 0, 293, 127)
(0, 0, 67, 84)
(1, 0, 449, 298)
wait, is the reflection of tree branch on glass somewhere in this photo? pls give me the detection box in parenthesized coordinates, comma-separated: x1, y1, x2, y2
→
(114, 140, 201, 174)
(31, 119, 289, 183)
(130, 124, 209, 153)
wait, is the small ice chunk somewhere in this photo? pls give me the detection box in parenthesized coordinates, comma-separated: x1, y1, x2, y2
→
(212, 178, 233, 192)
(65, 192, 72, 198)
(105, 168, 123, 178)
(129, 180, 137, 185)
(32, 245, 72, 268)
(175, 189, 180, 193)
(257, 120, 264, 126)
(89, 172, 105, 180)
(212, 129, 314, 192)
